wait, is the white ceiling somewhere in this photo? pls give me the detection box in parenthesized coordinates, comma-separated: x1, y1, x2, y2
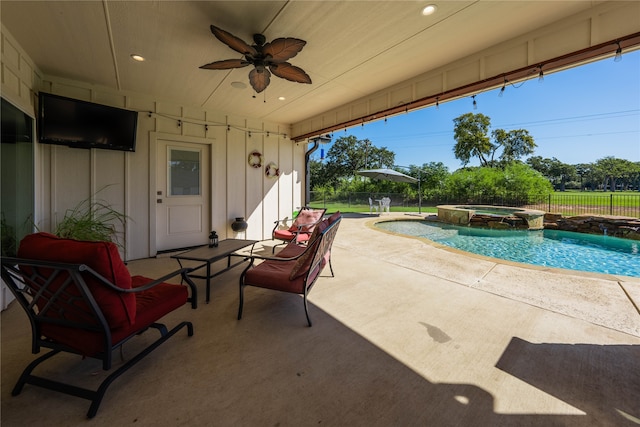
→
(0, 1, 635, 128)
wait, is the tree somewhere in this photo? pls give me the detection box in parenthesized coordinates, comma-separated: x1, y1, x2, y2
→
(547, 158, 576, 191)
(594, 156, 631, 191)
(392, 162, 451, 202)
(453, 113, 536, 167)
(493, 129, 536, 162)
(452, 113, 493, 166)
(614, 159, 640, 191)
(308, 158, 329, 188)
(526, 156, 576, 191)
(310, 135, 397, 193)
(413, 162, 449, 189)
(526, 156, 551, 177)
(627, 161, 640, 191)
(574, 163, 593, 191)
(322, 135, 395, 182)
(443, 163, 552, 200)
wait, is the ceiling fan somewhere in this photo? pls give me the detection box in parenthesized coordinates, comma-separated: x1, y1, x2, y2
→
(200, 25, 311, 93)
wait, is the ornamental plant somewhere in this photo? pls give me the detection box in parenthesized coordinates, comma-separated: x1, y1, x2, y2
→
(54, 189, 128, 247)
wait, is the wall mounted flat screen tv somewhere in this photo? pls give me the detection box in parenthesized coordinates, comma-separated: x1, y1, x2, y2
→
(38, 92, 138, 152)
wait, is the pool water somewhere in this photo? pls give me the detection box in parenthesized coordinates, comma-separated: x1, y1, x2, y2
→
(375, 220, 640, 277)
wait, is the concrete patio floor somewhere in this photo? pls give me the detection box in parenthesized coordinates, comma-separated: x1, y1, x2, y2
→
(2, 213, 639, 426)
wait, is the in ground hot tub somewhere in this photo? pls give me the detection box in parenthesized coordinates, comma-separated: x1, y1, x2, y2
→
(436, 205, 545, 230)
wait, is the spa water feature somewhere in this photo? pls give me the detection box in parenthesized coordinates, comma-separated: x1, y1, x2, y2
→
(437, 205, 546, 230)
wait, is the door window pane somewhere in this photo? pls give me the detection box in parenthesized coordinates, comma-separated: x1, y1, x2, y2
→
(168, 148, 201, 196)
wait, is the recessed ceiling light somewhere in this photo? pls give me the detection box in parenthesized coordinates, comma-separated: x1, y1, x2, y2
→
(231, 81, 247, 89)
(278, 96, 286, 101)
(130, 54, 145, 62)
(422, 4, 437, 16)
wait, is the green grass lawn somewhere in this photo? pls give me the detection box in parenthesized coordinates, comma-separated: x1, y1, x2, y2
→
(309, 191, 639, 215)
(549, 191, 639, 207)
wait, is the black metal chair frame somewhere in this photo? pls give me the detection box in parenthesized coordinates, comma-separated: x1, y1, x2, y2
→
(240, 216, 341, 326)
(0, 257, 197, 418)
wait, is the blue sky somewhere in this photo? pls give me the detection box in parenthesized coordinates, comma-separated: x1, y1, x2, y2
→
(315, 49, 640, 172)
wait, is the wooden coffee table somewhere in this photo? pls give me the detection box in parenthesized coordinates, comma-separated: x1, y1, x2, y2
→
(171, 239, 258, 303)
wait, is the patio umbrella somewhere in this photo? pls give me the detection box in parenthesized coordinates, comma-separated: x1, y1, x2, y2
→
(357, 168, 421, 213)
(356, 168, 418, 183)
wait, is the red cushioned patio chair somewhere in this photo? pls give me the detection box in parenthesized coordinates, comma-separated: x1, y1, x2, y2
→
(0, 232, 198, 418)
(240, 212, 341, 326)
(271, 206, 326, 253)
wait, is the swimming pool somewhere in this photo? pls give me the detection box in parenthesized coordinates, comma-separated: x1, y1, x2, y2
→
(375, 220, 640, 277)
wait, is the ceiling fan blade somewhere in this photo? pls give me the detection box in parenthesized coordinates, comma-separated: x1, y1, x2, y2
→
(263, 38, 307, 63)
(269, 63, 312, 84)
(249, 68, 271, 93)
(209, 25, 257, 57)
(200, 59, 250, 70)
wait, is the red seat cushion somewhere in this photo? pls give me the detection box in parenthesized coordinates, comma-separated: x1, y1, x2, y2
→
(275, 243, 307, 258)
(273, 229, 295, 240)
(17, 232, 136, 329)
(130, 275, 189, 330)
(273, 229, 311, 243)
(244, 259, 320, 294)
(40, 277, 188, 357)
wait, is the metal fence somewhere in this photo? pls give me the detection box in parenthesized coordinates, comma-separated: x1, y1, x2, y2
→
(309, 191, 640, 218)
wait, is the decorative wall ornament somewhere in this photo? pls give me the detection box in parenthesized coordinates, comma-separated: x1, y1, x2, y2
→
(248, 151, 263, 168)
(265, 162, 280, 178)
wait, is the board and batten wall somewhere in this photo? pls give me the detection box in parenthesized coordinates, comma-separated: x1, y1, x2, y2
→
(1, 24, 306, 266)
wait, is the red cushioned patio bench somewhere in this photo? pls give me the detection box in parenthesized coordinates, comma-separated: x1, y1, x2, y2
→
(239, 211, 341, 326)
(0, 232, 197, 418)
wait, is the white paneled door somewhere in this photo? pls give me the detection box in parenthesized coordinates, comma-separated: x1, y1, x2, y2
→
(156, 139, 210, 251)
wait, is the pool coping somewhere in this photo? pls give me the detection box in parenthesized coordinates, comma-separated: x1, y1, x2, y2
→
(370, 215, 635, 281)
(365, 214, 640, 337)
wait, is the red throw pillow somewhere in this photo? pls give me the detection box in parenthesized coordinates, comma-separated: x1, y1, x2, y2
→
(290, 209, 324, 232)
(289, 219, 329, 280)
(17, 233, 136, 328)
(327, 211, 341, 224)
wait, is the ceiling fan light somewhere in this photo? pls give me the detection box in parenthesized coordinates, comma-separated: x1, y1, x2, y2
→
(422, 5, 437, 16)
(130, 54, 145, 62)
